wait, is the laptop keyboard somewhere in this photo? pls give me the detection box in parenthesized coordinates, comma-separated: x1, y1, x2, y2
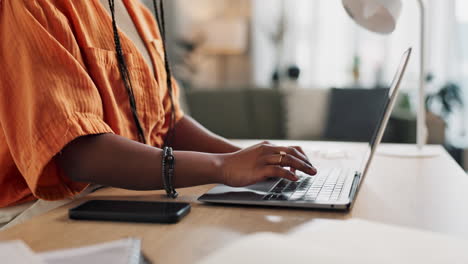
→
(262, 168, 349, 202)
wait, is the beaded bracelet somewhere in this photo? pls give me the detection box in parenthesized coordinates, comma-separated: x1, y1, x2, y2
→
(162, 146, 178, 198)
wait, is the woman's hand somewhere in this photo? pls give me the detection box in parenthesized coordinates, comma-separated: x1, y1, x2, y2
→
(219, 141, 317, 187)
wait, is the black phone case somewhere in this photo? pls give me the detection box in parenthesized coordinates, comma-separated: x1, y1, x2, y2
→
(69, 200, 191, 224)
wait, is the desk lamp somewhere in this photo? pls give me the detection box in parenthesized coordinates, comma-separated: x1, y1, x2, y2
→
(342, 0, 438, 157)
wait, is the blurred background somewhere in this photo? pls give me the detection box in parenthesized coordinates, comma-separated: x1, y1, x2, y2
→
(143, 0, 468, 169)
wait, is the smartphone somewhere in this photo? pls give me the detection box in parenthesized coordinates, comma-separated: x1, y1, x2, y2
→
(69, 200, 191, 224)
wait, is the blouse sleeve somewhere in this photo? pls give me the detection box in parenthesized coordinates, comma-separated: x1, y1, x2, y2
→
(0, 1, 114, 200)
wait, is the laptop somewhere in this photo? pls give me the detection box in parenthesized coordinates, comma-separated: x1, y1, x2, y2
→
(198, 48, 412, 211)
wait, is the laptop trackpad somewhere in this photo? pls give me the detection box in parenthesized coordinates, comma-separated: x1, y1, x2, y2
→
(247, 177, 279, 192)
(199, 178, 279, 202)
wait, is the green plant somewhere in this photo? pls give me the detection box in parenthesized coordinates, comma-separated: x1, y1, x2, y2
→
(425, 82, 464, 119)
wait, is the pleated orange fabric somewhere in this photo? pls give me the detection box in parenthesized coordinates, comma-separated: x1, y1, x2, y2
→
(0, 0, 184, 207)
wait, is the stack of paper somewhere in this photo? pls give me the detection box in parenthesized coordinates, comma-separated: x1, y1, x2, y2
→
(0, 238, 148, 264)
(0, 240, 46, 264)
(198, 219, 468, 264)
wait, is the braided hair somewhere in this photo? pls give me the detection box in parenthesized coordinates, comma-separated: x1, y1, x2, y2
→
(108, 0, 176, 146)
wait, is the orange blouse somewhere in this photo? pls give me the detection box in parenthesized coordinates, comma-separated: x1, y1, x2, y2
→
(0, 0, 184, 207)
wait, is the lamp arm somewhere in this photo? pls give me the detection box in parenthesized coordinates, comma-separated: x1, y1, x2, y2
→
(416, 0, 427, 149)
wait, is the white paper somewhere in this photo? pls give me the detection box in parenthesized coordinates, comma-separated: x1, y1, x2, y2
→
(0, 240, 46, 264)
(198, 219, 468, 264)
(39, 238, 143, 264)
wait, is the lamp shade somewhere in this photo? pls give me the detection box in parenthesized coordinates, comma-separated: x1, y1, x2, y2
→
(342, 0, 402, 34)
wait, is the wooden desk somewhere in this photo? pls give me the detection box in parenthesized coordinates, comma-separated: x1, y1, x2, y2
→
(1, 141, 468, 263)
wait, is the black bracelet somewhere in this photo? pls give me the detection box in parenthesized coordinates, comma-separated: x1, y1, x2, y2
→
(162, 146, 178, 198)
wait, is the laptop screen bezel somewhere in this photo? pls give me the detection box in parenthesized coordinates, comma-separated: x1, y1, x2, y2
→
(358, 48, 412, 180)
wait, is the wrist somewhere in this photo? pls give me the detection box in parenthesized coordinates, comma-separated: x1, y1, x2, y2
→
(208, 153, 226, 184)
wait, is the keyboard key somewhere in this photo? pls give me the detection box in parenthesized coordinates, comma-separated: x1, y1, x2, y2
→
(303, 194, 317, 201)
(275, 179, 289, 188)
(316, 196, 331, 202)
(269, 179, 290, 193)
(266, 168, 352, 203)
(289, 192, 305, 200)
(273, 195, 289, 201)
(284, 182, 300, 192)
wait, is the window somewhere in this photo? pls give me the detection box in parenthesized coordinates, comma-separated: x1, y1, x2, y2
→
(252, 0, 422, 89)
(253, 0, 467, 144)
(450, 0, 468, 143)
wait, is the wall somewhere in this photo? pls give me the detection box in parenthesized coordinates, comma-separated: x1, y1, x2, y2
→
(168, 0, 253, 90)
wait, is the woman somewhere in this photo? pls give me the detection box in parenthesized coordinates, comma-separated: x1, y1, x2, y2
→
(0, 0, 316, 226)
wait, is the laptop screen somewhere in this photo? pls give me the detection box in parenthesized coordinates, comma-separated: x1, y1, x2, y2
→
(358, 48, 412, 177)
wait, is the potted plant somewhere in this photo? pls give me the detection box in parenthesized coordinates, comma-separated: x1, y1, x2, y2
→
(426, 82, 464, 119)
(425, 80, 464, 144)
